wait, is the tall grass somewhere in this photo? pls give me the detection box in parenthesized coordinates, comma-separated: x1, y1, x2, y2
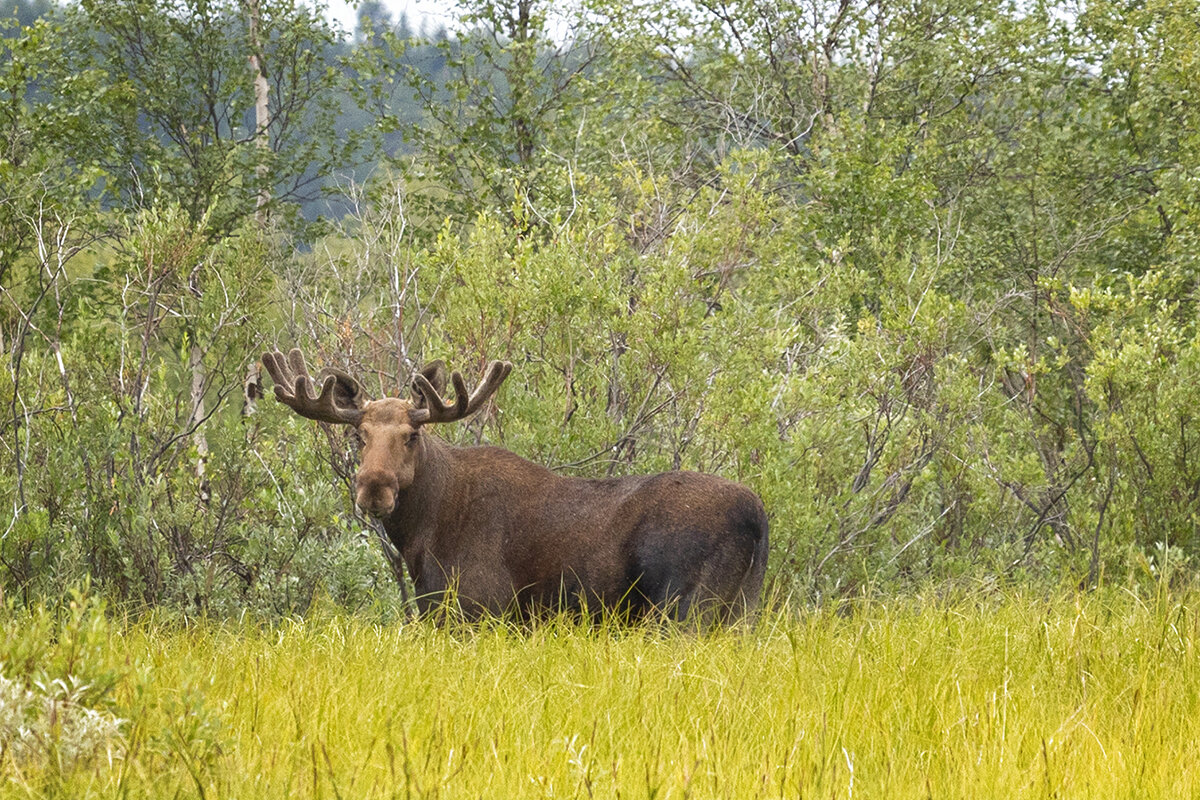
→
(2, 586, 1198, 798)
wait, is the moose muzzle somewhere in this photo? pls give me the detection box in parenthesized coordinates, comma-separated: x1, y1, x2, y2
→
(355, 469, 401, 517)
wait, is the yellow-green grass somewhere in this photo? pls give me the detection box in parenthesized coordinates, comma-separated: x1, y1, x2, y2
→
(3, 587, 1199, 798)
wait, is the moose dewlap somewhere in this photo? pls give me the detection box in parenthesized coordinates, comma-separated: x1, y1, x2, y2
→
(262, 349, 769, 623)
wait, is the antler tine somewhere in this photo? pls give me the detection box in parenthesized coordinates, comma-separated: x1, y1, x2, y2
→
(261, 349, 293, 387)
(261, 348, 364, 426)
(463, 360, 512, 416)
(410, 360, 512, 426)
(287, 348, 309, 385)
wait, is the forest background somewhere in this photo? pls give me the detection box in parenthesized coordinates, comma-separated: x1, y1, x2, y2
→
(2, 0, 1198, 616)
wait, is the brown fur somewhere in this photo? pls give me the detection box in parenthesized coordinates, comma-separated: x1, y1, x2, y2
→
(263, 351, 769, 623)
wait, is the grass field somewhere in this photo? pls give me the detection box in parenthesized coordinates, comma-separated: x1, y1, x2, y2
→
(2, 585, 1198, 799)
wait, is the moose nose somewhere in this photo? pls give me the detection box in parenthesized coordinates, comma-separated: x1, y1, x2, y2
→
(356, 470, 399, 517)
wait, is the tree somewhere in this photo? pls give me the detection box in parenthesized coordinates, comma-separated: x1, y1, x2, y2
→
(379, 0, 609, 225)
(55, 0, 366, 237)
(42, 0, 373, 489)
(0, 0, 53, 33)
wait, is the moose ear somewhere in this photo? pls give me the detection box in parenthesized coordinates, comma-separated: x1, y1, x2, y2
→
(411, 360, 447, 407)
(315, 367, 370, 410)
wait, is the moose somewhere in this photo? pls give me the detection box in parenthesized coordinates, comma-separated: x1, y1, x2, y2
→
(262, 349, 768, 623)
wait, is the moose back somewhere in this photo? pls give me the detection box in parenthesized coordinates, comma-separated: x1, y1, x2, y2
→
(262, 349, 769, 622)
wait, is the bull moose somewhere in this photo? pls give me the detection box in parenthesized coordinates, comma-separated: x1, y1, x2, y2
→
(262, 349, 768, 623)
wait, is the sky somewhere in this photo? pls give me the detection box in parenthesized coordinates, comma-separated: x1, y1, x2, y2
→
(324, 0, 454, 37)
(322, 0, 583, 44)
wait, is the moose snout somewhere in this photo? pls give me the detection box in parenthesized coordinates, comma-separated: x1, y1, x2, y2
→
(355, 469, 400, 517)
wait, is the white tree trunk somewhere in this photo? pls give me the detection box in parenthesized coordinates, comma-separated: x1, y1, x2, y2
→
(246, 0, 271, 225)
(189, 317, 211, 503)
(244, 0, 270, 418)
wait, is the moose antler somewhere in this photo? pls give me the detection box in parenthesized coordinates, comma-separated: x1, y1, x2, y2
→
(261, 348, 365, 426)
(410, 360, 512, 426)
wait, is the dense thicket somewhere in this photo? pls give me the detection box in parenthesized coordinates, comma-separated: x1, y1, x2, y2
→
(1, 0, 1197, 613)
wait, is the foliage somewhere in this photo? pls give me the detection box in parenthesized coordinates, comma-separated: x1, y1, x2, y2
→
(1, 205, 401, 613)
(0, 590, 125, 789)
(48, 0, 368, 237)
(361, 0, 616, 227)
(2, 0, 1200, 611)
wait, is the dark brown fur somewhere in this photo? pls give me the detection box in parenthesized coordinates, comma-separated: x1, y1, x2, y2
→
(262, 351, 768, 623)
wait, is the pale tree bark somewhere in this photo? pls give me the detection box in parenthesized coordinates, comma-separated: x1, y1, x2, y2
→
(246, 0, 271, 225)
(189, 0, 270, 486)
(243, 0, 270, 420)
(811, 0, 852, 137)
(189, 317, 211, 502)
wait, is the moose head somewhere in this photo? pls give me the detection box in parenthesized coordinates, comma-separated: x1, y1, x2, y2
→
(261, 349, 511, 517)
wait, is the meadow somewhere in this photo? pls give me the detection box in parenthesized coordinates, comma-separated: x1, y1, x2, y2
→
(2, 585, 1198, 799)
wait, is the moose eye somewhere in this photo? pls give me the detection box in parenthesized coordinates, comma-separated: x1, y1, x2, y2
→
(406, 432, 419, 446)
